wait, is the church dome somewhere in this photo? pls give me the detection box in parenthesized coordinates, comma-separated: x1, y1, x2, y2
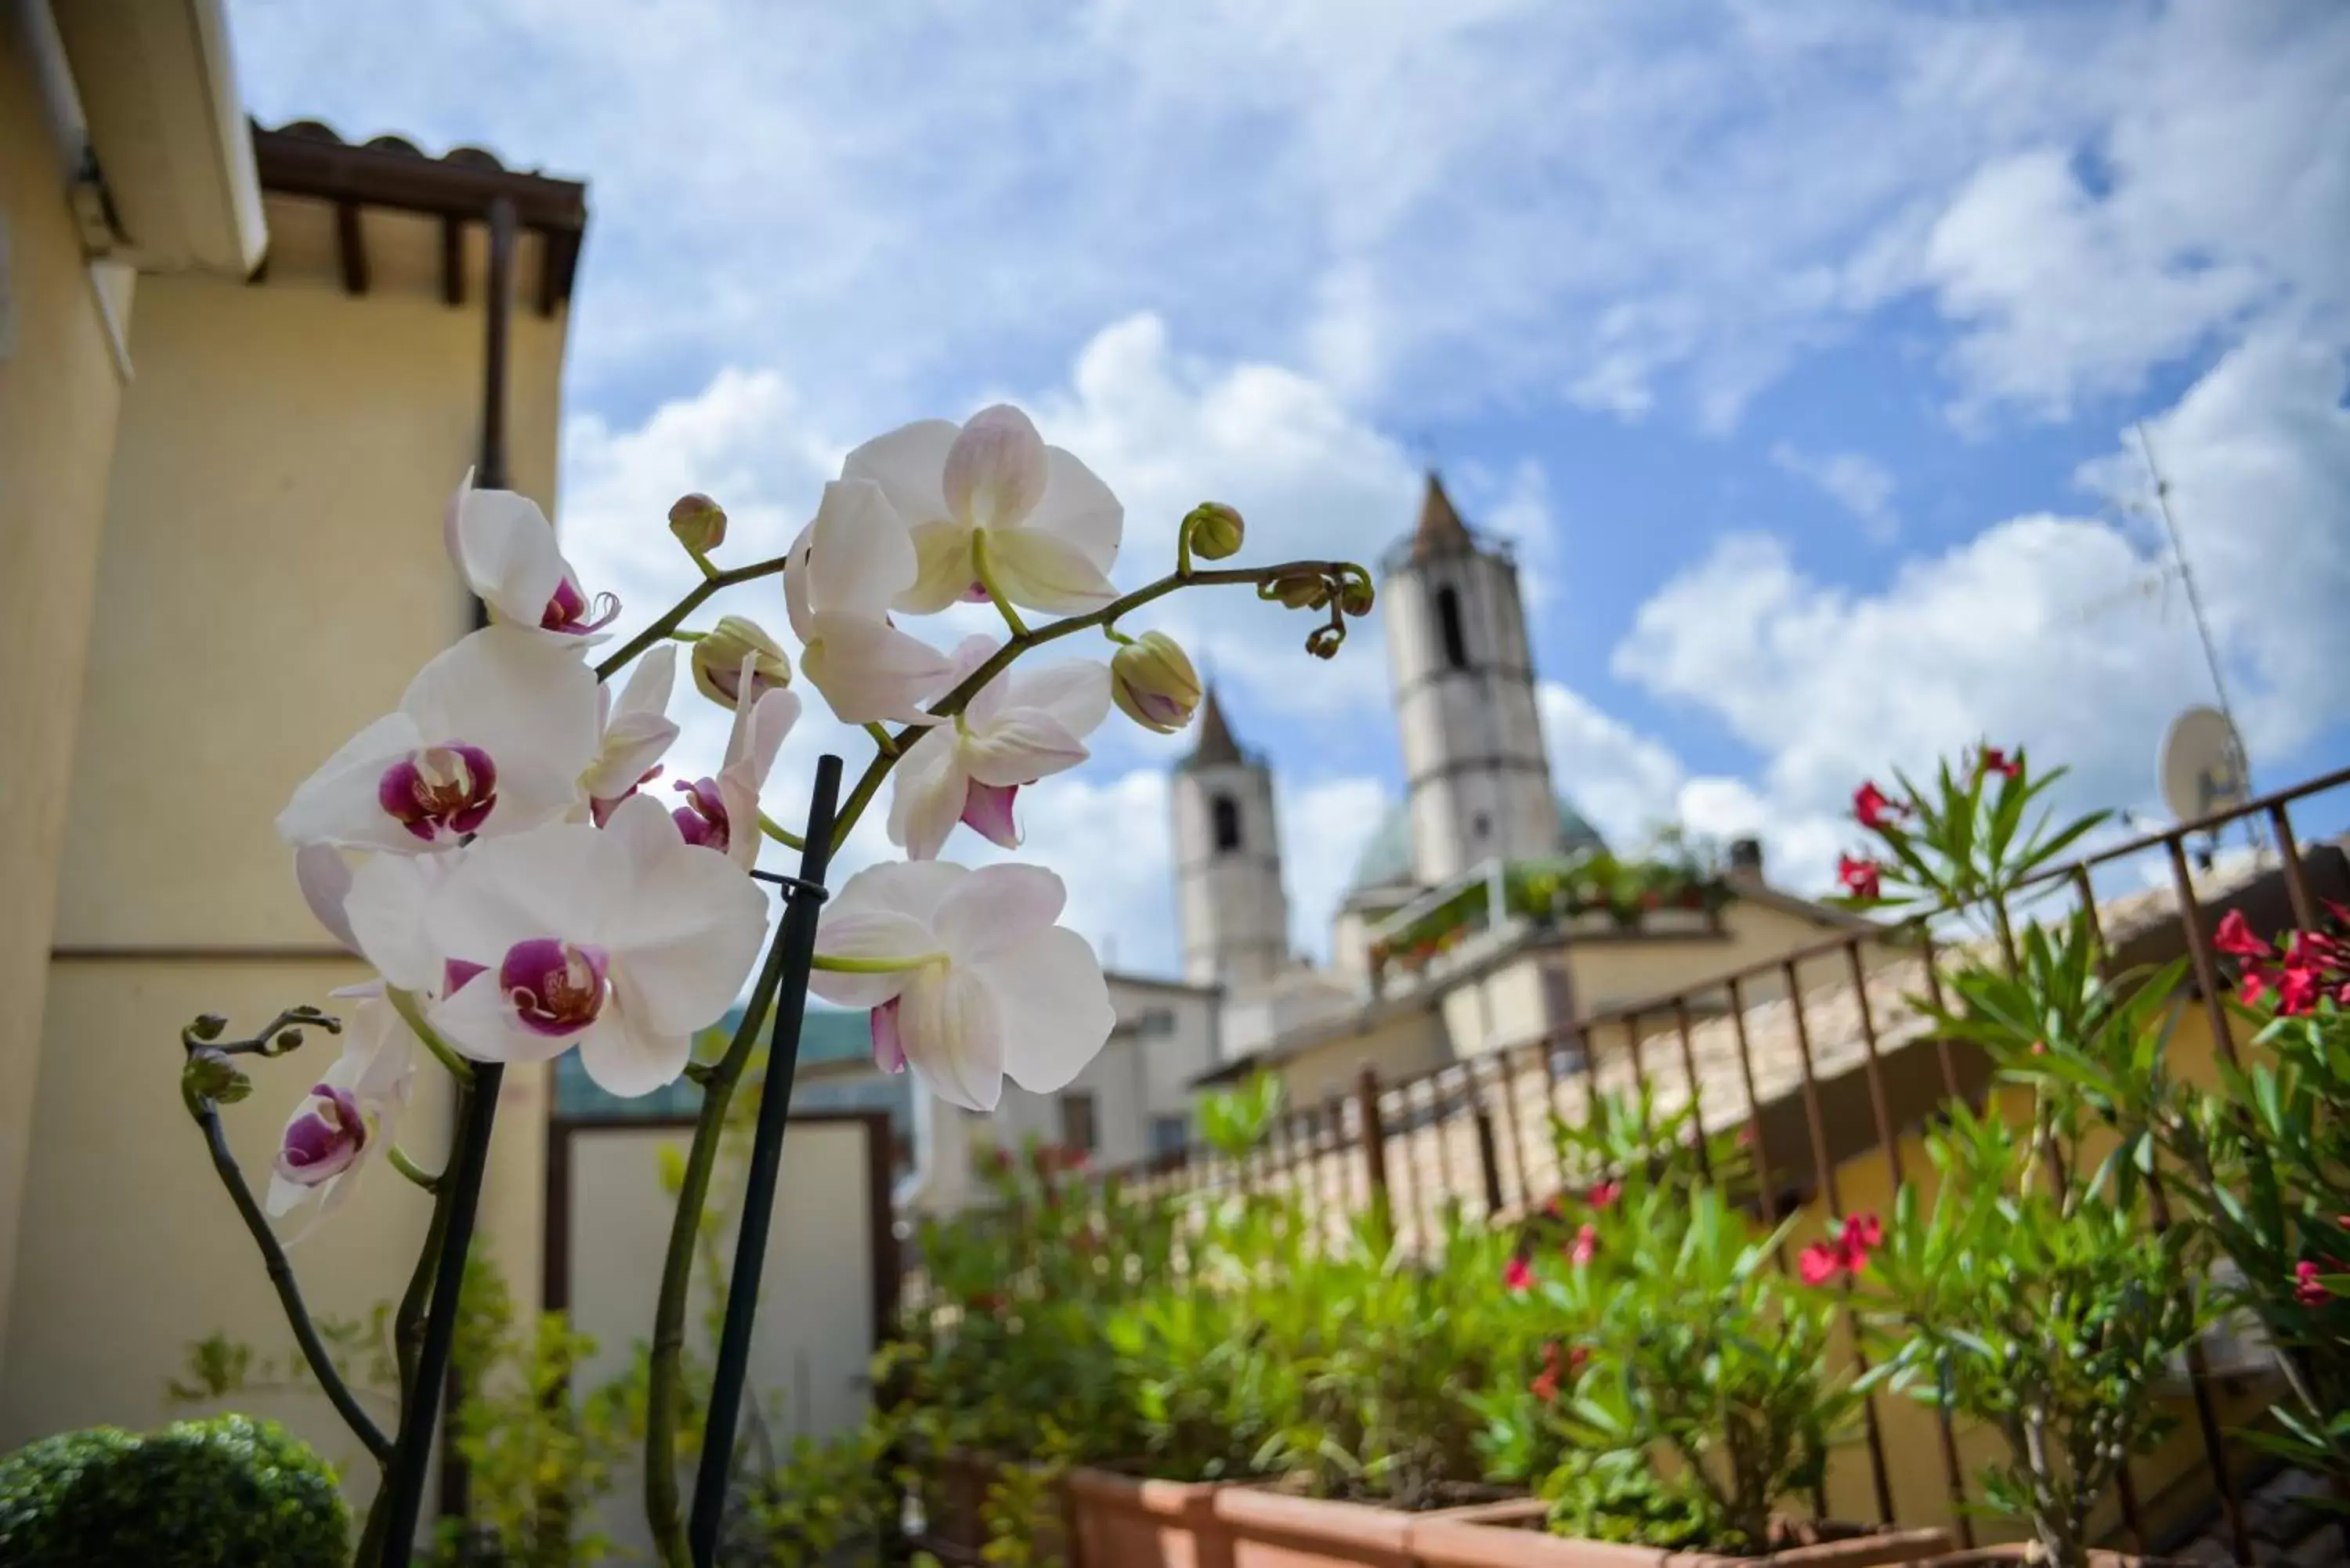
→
(1345, 796, 1608, 895)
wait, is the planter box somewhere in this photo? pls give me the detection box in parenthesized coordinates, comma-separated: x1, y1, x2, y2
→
(1411, 1515, 1951, 1568)
(1065, 1468, 1546, 1568)
(1922, 1550, 2188, 1567)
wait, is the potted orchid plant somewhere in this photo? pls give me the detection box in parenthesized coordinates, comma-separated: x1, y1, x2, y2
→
(169, 403, 1374, 1567)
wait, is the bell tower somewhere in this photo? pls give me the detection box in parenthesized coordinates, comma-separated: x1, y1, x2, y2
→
(1170, 688, 1292, 987)
(1383, 473, 1560, 885)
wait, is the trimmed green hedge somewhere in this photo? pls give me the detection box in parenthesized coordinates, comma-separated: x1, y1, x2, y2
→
(0, 1412, 349, 1567)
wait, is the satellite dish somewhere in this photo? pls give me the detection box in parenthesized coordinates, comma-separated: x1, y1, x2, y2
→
(2159, 706, 2248, 826)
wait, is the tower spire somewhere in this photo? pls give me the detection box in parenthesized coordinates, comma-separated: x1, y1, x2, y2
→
(1413, 470, 1473, 559)
(1188, 684, 1243, 768)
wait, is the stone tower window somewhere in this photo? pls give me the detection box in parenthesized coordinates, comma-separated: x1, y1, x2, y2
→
(1213, 794, 1242, 852)
(1436, 583, 1469, 670)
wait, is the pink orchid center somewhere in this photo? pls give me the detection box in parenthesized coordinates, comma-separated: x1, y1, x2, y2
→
(960, 782, 1021, 848)
(960, 580, 992, 603)
(541, 573, 622, 636)
(378, 743, 497, 842)
(276, 1085, 366, 1187)
(501, 938, 611, 1037)
(671, 778, 728, 852)
(870, 996, 908, 1074)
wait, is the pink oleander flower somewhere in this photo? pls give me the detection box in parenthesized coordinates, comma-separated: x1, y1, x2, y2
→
(1852, 782, 1905, 831)
(888, 635, 1108, 859)
(2294, 1260, 2330, 1308)
(844, 403, 1124, 617)
(445, 470, 619, 640)
(1837, 854, 1883, 901)
(809, 860, 1114, 1111)
(278, 627, 599, 856)
(1567, 1223, 1599, 1266)
(1504, 1255, 1535, 1292)
(422, 797, 768, 1096)
(1587, 1180, 1622, 1211)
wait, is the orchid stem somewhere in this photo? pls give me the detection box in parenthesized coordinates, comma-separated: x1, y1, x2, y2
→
(668, 629, 707, 643)
(593, 551, 792, 683)
(180, 1081, 392, 1464)
(388, 1145, 442, 1193)
(969, 531, 1031, 638)
(387, 988, 472, 1084)
(863, 722, 899, 757)
(825, 557, 1366, 851)
(757, 810, 805, 850)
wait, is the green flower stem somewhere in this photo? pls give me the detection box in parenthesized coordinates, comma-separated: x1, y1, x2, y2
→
(386, 988, 472, 1085)
(180, 1081, 394, 1464)
(864, 721, 900, 757)
(643, 898, 809, 1566)
(757, 810, 805, 850)
(386, 1145, 441, 1192)
(826, 557, 1365, 851)
(810, 952, 946, 974)
(360, 1109, 462, 1566)
(592, 551, 793, 684)
(969, 529, 1030, 638)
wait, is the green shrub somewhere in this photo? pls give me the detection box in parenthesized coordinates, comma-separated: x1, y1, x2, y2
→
(0, 1412, 349, 1568)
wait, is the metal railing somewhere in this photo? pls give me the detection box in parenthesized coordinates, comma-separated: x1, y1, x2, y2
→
(934, 765, 2350, 1561)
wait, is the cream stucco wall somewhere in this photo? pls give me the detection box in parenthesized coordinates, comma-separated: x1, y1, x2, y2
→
(0, 18, 132, 1361)
(4, 189, 573, 1472)
(1262, 1005, 1451, 1111)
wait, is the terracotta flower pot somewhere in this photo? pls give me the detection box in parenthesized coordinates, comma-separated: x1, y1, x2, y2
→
(1921, 1549, 2189, 1567)
(1409, 1514, 1952, 1568)
(1064, 1469, 1547, 1568)
(1215, 1486, 1549, 1568)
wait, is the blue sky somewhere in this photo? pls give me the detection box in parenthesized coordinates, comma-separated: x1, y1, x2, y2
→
(228, 0, 2350, 976)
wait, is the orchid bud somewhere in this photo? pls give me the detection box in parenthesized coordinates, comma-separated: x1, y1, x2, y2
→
(692, 616, 792, 708)
(1339, 576, 1374, 616)
(1267, 570, 1332, 611)
(668, 493, 727, 555)
(1111, 631, 1201, 735)
(1184, 502, 1245, 562)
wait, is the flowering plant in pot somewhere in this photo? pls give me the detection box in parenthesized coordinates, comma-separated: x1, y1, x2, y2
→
(1853, 1102, 2204, 1568)
(168, 409, 1373, 1566)
(1437, 1096, 1914, 1564)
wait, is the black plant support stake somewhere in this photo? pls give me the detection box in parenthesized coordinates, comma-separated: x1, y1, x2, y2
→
(689, 753, 843, 1566)
(378, 1059, 504, 1565)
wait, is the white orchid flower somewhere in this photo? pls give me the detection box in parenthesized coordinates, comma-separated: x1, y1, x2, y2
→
(845, 404, 1123, 617)
(266, 994, 418, 1227)
(421, 795, 769, 1097)
(783, 479, 957, 726)
(808, 861, 1113, 1111)
(673, 655, 801, 869)
(580, 643, 682, 826)
(443, 469, 620, 641)
(279, 627, 600, 854)
(888, 635, 1110, 859)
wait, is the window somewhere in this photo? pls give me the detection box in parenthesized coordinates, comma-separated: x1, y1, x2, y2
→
(1059, 1092, 1098, 1154)
(1212, 794, 1242, 852)
(1472, 811, 1491, 841)
(1137, 1007, 1176, 1036)
(1149, 1115, 1189, 1158)
(1436, 583, 1469, 669)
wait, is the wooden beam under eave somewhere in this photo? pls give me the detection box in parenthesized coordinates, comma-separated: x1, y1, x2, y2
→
(440, 214, 465, 306)
(537, 226, 579, 317)
(334, 200, 369, 295)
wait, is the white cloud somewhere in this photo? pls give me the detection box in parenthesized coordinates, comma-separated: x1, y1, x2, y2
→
(1769, 443, 1899, 543)
(1613, 332, 2350, 872)
(227, 0, 2350, 429)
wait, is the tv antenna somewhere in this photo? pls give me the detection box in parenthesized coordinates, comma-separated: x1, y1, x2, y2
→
(2135, 422, 2255, 808)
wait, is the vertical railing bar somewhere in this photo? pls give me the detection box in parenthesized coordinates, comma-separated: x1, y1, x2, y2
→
(2269, 800, 2320, 932)
(1843, 941, 1904, 1190)
(1498, 1048, 1533, 1213)
(1725, 976, 1780, 1232)
(2167, 836, 2245, 1074)
(1672, 997, 1710, 1179)
(1783, 959, 1896, 1528)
